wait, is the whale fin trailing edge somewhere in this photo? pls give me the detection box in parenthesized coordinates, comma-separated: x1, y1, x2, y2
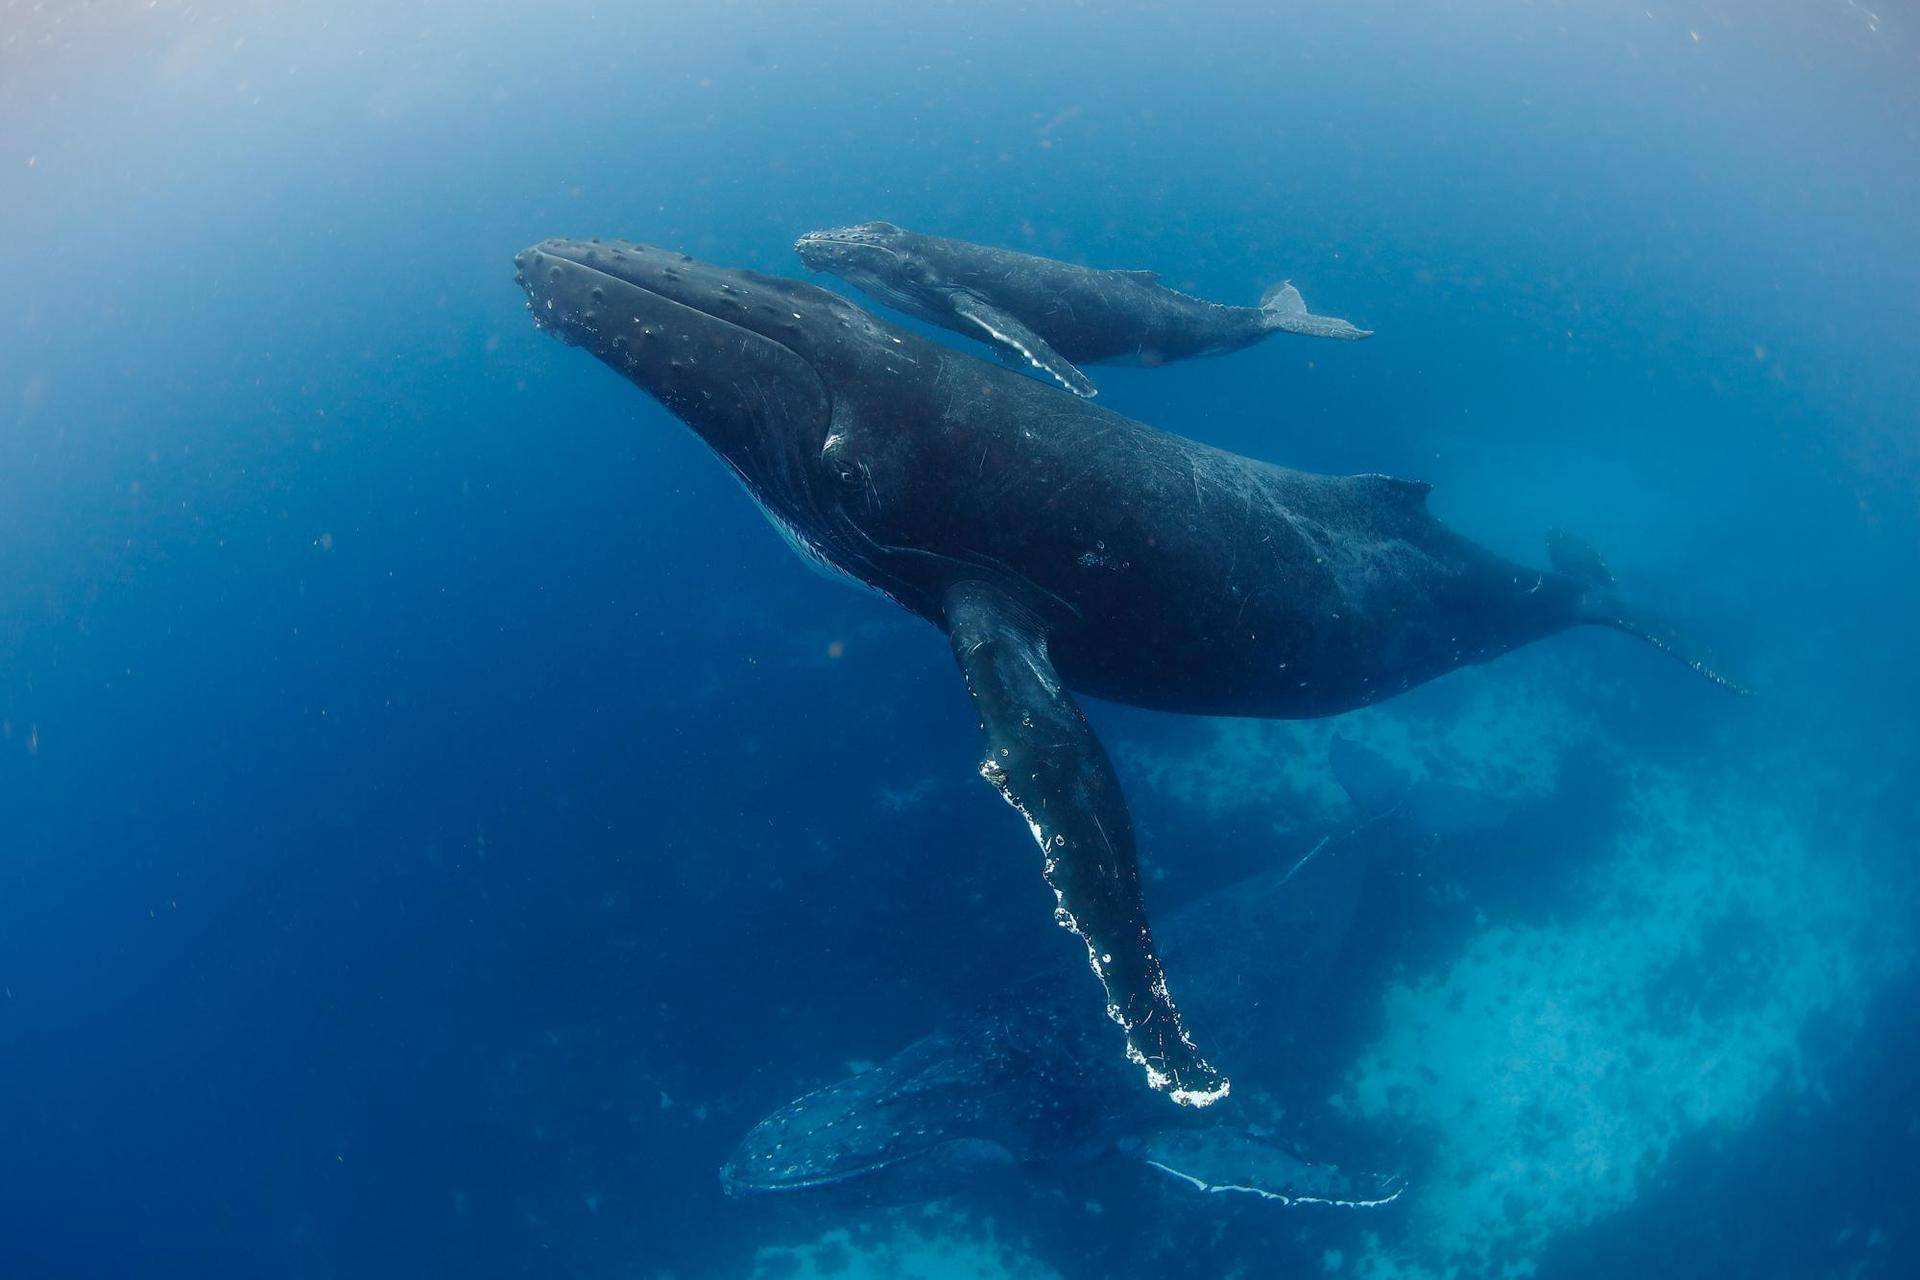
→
(950, 292, 1099, 398)
(944, 579, 1227, 1108)
(1551, 530, 1750, 695)
(1259, 281, 1373, 341)
(1133, 1127, 1406, 1209)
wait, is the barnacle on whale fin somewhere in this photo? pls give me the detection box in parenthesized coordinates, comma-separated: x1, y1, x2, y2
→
(948, 578, 1222, 1106)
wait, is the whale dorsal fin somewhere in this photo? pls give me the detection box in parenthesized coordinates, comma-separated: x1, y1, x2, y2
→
(1351, 473, 1432, 509)
(949, 292, 1098, 398)
(1545, 528, 1615, 587)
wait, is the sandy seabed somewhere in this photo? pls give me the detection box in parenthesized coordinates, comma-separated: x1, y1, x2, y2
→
(1340, 759, 1907, 1278)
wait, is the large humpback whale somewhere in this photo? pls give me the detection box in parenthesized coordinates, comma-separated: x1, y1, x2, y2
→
(514, 237, 1736, 1109)
(794, 221, 1369, 397)
(721, 829, 1402, 1208)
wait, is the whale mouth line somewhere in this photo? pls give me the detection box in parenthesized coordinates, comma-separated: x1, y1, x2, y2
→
(721, 1150, 914, 1195)
(795, 233, 908, 262)
(536, 250, 795, 356)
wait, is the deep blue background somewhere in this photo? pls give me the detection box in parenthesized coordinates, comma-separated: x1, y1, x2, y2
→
(2, 3, 1915, 1276)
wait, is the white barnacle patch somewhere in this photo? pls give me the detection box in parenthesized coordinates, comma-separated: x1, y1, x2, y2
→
(1168, 1078, 1232, 1108)
(1012, 346, 1077, 392)
(979, 745, 1224, 1103)
(986, 773, 1127, 989)
(1125, 1042, 1175, 1091)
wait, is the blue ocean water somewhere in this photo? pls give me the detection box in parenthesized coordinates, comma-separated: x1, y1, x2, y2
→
(2, 2, 1916, 1276)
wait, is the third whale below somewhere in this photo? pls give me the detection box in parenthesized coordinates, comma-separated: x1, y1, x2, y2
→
(515, 237, 1740, 1110)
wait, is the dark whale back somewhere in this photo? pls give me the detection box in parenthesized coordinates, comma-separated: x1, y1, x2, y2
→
(832, 335, 1587, 718)
(910, 231, 1264, 364)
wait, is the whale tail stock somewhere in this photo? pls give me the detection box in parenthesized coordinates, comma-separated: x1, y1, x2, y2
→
(1258, 280, 1373, 341)
(1548, 529, 1749, 695)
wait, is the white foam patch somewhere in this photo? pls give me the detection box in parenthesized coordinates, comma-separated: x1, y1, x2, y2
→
(1337, 762, 1911, 1278)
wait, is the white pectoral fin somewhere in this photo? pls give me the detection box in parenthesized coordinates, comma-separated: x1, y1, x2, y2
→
(1135, 1128, 1405, 1209)
(943, 580, 1226, 1107)
(949, 293, 1098, 397)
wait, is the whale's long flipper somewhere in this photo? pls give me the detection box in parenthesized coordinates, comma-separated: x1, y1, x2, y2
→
(943, 580, 1226, 1108)
(1135, 1127, 1405, 1208)
(949, 292, 1099, 398)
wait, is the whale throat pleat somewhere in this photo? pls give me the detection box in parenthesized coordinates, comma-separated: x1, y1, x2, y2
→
(727, 467, 892, 602)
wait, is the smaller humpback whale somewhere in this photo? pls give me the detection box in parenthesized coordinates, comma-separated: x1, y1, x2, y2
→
(721, 828, 1404, 1209)
(794, 221, 1369, 397)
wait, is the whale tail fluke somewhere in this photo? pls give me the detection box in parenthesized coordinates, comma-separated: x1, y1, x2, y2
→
(1549, 529, 1750, 695)
(1259, 281, 1372, 341)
